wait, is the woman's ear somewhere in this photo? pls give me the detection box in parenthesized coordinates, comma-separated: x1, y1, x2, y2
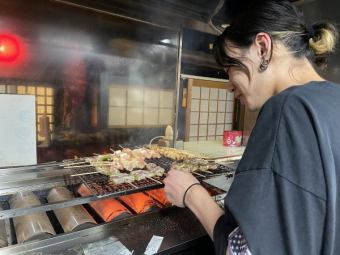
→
(255, 32, 272, 59)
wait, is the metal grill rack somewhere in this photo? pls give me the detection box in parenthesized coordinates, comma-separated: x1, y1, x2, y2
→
(145, 157, 174, 171)
(70, 156, 234, 197)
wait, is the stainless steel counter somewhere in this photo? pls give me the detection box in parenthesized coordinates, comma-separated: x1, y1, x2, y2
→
(0, 207, 210, 255)
(0, 159, 235, 254)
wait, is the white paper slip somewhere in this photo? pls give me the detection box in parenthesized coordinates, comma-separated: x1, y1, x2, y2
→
(144, 235, 164, 255)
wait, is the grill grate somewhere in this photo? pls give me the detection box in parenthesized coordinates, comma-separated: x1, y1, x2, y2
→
(145, 157, 174, 171)
(66, 157, 234, 197)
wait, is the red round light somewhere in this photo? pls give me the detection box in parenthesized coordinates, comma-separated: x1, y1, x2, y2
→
(0, 34, 20, 62)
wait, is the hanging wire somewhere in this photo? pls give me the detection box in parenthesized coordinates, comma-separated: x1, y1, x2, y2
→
(208, 0, 225, 35)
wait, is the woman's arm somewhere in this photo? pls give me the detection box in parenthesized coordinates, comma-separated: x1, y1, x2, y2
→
(185, 183, 225, 238)
(163, 170, 224, 238)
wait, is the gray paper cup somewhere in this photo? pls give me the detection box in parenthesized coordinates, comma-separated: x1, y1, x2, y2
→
(9, 192, 56, 244)
(47, 187, 96, 233)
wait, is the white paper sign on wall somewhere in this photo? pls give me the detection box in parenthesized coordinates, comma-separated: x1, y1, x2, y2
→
(0, 94, 37, 167)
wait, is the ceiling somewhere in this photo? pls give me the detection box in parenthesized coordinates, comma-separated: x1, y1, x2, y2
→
(52, 0, 309, 34)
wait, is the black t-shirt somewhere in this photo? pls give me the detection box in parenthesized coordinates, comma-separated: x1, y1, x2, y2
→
(213, 81, 340, 255)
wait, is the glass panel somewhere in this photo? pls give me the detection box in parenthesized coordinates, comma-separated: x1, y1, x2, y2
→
(208, 125, 216, 136)
(225, 112, 233, 123)
(200, 100, 209, 112)
(216, 124, 224, 136)
(199, 113, 208, 124)
(159, 109, 173, 125)
(109, 87, 127, 106)
(218, 89, 227, 100)
(144, 108, 158, 125)
(46, 97, 53, 105)
(210, 88, 218, 100)
(108, 107, 126, 126)
(208, 113, 217, 124)
(189, 125, 198, 137)
(144, 89, 159, 107)
(225, 124, 232, 131)
(209, 100, 217, 112)
(127, 88, 143, 107)
(17, 86, 26, 94)
(217, 113, 225, 124)
(192, 86, 200, 99)
(191, 99, 200, 111)
(27, 86, 36, 95)
(127, 108, 143, 125)
(37, 96, 45, 105)
(190, 112, 199, 124)
(7, 85, 17, 94)
(218, 101, 226, 112)
(201, 87, 209, 99)
(46, 106, 53, 114)
(36, 87, 45, 95)
(199, 125, 207, 136)
(0, 85, 6, 93)
(159, 90, 174, 108)
(226, 101, 234, 112)
(37, 106, 45, 114)
(46, 88, 53, 96)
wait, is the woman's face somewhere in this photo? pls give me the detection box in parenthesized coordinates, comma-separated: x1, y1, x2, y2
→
(225, 42, 275, 111)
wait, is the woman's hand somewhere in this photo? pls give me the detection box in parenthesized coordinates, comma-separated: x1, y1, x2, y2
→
(163, 170, 200, 207)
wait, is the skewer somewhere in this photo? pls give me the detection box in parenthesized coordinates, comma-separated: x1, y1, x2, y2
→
(92, 163, 115, 166)
(70, 172, 100, 177)
(199, 170, 213, 174)
(64, 165, 93, 169)
(60, 161, 87, 167)
(192, 171, 206, 177)
(147, 177, 163, 185)
(127, 182, 138, 189)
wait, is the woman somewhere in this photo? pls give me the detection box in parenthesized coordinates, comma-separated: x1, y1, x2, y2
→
(164, 0, 339, 254)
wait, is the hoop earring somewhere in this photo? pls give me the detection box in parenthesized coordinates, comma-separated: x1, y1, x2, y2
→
(259, 58, 269, 72)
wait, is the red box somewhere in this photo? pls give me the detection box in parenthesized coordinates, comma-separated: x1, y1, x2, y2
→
(223, 130, 242, 147)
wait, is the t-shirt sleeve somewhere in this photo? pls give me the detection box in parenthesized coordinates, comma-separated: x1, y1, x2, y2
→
(213, 207, 237, 255)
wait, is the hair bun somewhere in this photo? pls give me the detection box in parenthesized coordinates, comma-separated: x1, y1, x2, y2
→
(309, 22, 338, 67)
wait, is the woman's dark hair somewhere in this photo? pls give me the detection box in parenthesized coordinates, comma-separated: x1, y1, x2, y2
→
(214, 0, 338, 69)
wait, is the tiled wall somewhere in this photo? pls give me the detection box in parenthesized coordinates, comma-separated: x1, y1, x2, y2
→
(108, 86, 174, 127)
(189, 86, 234, 141)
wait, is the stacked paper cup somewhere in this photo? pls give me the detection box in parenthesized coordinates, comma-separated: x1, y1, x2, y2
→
(0, 205, 8, 247)
(10, 192, 56, 243)
(47, 187, 96, 232)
